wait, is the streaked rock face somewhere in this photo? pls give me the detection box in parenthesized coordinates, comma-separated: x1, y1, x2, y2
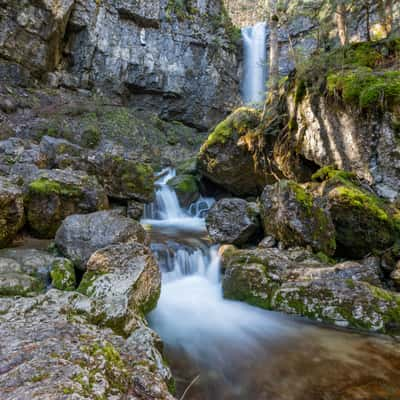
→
(0, 0, 241, 129)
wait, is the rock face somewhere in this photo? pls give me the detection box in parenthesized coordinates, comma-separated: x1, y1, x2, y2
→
(198, 107, 270, 196)
(0, 290, 174, 399)
(222, 246, 400, 333)
(206, 198, 261, 246)
(55, 211, 149, 270)
(26, 169, 109, 238)
(78, 242, 161, 336)
(260, 180, 336, 256)
(0, 177, 24, 247)
(0, 0, 240, 130)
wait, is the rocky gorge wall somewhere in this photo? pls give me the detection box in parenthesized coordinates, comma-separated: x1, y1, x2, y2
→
(0, 0, 241, 129)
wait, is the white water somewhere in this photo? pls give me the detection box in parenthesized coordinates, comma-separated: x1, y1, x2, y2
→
(143, 169, 400, 399)
(242, 22, 268, 105)
(144, 169, 293, 364)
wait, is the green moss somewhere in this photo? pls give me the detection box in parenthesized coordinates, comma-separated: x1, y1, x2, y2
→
(312, 166, 356, 183)
(327, 68, 400, 109)
(29, 178, 82, 198)
(81, 125, 101, 148)
(336, 186, 389, 223)
(77, 270, 104, 295)
(201, 107, 260, 150)
(50, 259, 76, 291)
(168, 174, 198, 194)
(30, 373, 50, 382)
(316, 252, 336, 265)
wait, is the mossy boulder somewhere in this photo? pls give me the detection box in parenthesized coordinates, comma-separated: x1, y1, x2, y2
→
(50, 259, 76, 291)
(198, 107, 267, 196)
(222, 246, 400, 334)
(89, 156, 154, 203)
(26, 169, 109, 238)
(167, 174, 199, 208)
(0, 177, 25, 248)
(260, 180, 336, 255)
(78, 242, 161, 336)
(314, 167, 400, 258)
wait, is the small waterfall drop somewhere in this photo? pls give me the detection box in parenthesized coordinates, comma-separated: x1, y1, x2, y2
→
(242, 22, 268, 105)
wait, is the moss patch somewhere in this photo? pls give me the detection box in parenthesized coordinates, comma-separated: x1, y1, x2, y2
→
(29, 178, 82, 198)
(200, 107, 261, 150)
(50, 259, 76, 291)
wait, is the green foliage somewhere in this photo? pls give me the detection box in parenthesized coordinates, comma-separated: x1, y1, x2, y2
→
(327, 68, 400, 109)
(166, 0, 198, 21)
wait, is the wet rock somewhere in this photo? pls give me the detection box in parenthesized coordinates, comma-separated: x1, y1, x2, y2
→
(206, 198, 261, 246)
(198, 107, 268, 196)
(127, 199, 145, 220)
(26, 169, 109, 238)
(260, 180, 336, 255)
(167, 174, 200, 208)
(55, 210, 149, 270)
(0, 289, 174, 399)
(0, 177, 25, 248)
(222, 246, 400, 333)
(77, 242, 161, 336)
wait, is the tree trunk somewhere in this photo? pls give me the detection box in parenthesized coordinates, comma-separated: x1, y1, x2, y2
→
(385, 0, 393, 35)
(269, 3, 279, 96)
(336, 1, 348, 46)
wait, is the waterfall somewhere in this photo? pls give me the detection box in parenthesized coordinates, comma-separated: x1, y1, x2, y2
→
(143, 168, 287, 362)
(242, 22, 267, 105)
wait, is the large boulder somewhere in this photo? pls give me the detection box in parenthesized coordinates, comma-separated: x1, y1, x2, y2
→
(222, 246, 400, 333)
(206, 198, 261, 246)
(88, 155, 155, 203)
(198, 107, 268, 196)
(0, 290, 174, 399)
(0, 177, 25, 248)
(55, 210, 149, 270)
(260, 180, 336, 255)
(26, 169, 109, 238)
(314, 168, 400, 258)
(77, 242, 161, 336)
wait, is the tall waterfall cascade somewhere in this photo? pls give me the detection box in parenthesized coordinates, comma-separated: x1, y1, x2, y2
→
(241, 22, 268, 105)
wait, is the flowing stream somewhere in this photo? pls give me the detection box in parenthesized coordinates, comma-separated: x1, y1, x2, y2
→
(142, 169, 400, 400)
(242, 22, 268, 105)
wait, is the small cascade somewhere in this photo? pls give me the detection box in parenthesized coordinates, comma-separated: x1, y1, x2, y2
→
(242, 22, 268, 105)
(143, 167, 287, 368)
(143, 168, 186, 220)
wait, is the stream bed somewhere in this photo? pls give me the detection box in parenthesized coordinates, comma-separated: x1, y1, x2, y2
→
(143, 169, 400, 400)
